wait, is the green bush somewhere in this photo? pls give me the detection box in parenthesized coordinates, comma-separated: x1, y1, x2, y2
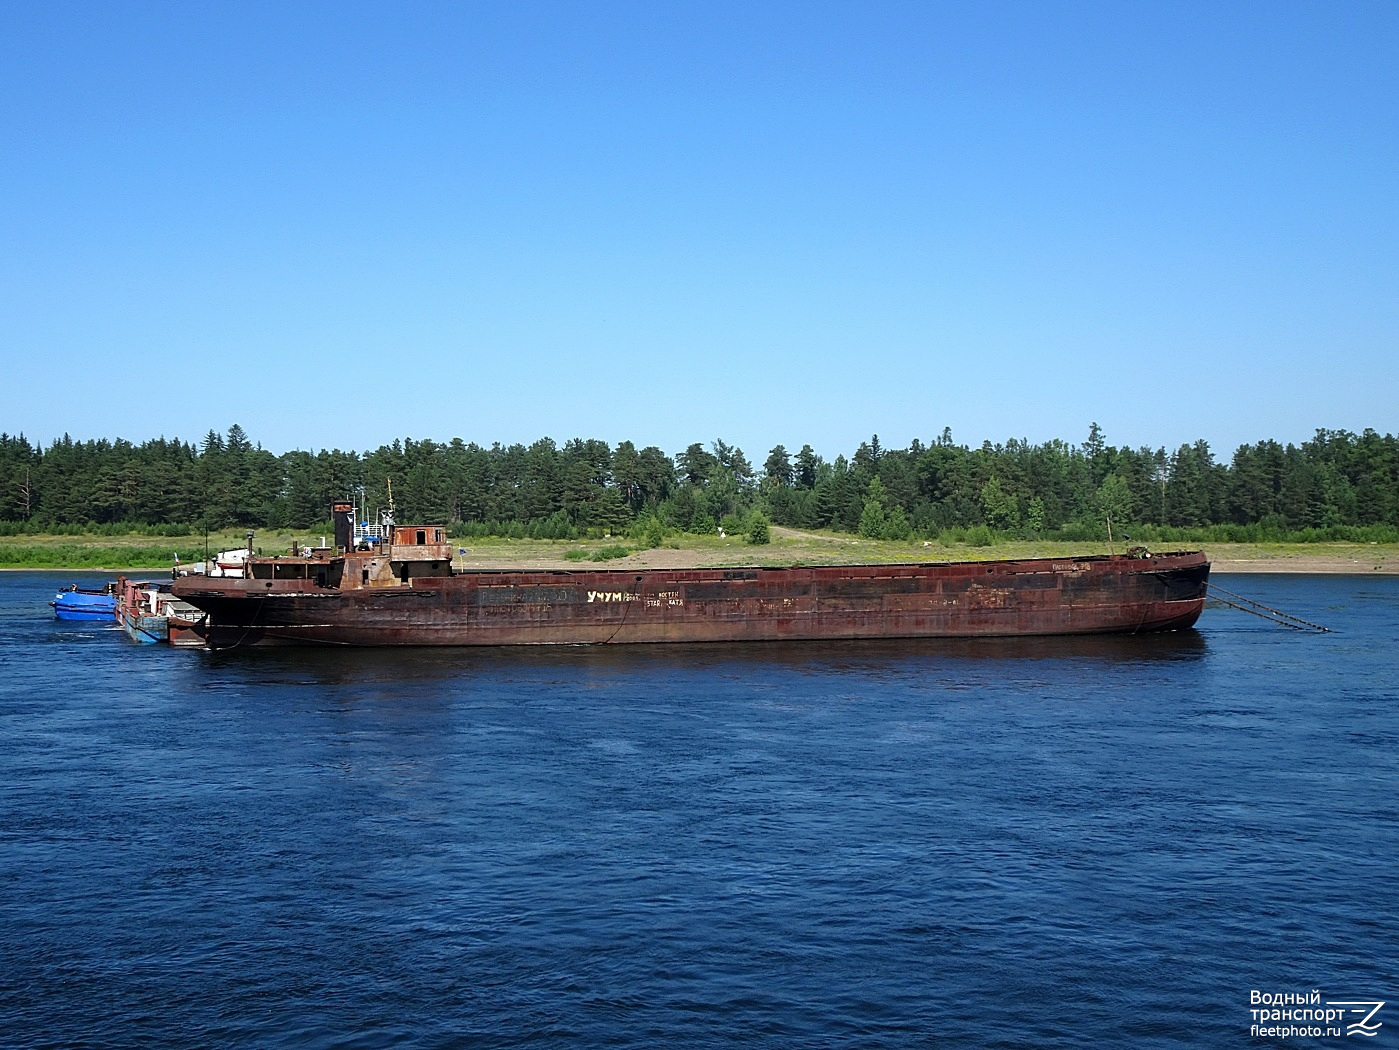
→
(589, 546, 631, 562)
(528, 510, 577, 540)
(882, 506, 911, 541)
(629, 515, 667, 549)
(966, 525, 994, 547)
(858, 500, 886, 538)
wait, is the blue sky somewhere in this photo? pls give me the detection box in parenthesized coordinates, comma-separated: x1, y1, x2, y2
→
(2, 1, 1395, 462)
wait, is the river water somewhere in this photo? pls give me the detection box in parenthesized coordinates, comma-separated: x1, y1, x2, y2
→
(1, 571, 1395, 1047)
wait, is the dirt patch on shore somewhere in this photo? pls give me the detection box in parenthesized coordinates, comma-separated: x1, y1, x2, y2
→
(1205, 548, 1396, 574)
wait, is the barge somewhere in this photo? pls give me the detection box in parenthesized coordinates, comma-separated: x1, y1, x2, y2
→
(171, 505, 1208, 649)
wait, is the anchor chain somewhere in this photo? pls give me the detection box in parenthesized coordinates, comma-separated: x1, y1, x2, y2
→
(1206, 583, 1332, 633)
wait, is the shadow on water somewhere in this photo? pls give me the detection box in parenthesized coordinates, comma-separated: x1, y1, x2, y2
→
(200, 629, 1209, 687)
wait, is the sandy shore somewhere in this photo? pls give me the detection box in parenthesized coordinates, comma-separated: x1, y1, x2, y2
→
(1205, 552, 1395, 574)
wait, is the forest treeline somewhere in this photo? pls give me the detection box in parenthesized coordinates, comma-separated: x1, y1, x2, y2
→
(1, 423, 1397, 543)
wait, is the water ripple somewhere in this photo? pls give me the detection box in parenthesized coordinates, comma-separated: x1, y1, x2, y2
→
(2, 572, 1396, 1047)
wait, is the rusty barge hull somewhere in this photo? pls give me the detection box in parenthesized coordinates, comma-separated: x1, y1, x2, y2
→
(173, 552, 1208, 648)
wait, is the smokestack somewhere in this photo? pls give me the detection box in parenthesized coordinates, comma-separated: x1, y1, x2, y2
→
(332, 501, 353, 552)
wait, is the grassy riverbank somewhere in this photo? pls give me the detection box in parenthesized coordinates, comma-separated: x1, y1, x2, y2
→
(0, 529, 312, 570)
(4, 527, 1395, 573)
(456, 532, 1398, 573)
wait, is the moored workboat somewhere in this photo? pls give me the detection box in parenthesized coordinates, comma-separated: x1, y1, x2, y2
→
(116, 577, 167, 644)
(115, 577, 206, 645)
(172, 504, 1210, 649)
(52, 584, 118, 621)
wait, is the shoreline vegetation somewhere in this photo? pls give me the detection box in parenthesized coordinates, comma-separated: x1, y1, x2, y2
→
(5, 427, 1399, 555)
(6, 425, 1398, 574)
(4, 527, 1394, 575)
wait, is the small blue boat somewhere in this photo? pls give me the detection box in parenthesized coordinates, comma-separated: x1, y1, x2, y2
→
(52, 586, 118, 621)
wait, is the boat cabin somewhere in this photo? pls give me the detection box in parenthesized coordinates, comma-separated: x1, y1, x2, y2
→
(244, 524, 454, 589)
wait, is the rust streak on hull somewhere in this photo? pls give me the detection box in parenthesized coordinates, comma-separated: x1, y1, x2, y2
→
(173, 552, 1209, 649)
